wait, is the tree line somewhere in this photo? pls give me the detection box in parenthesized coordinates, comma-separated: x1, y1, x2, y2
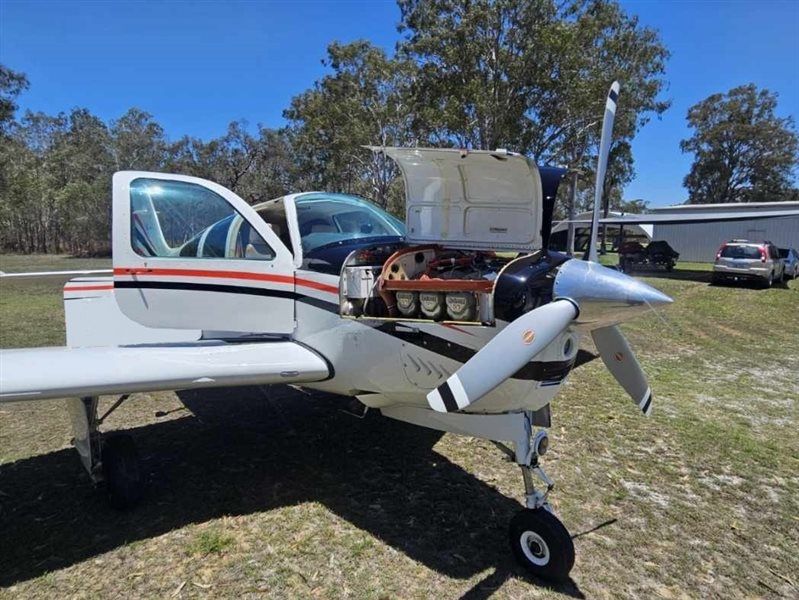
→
(1, 0, 796, 255)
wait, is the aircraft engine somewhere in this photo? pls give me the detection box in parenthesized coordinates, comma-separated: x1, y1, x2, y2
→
(339, 244, 572, 326)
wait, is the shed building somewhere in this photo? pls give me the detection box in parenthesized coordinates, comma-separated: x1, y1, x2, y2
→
(550, 211, 652, 252)
(650, 202, 799, 262)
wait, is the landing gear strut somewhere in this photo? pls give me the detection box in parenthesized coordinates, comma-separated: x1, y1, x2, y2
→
(66, 396, 144, 509)
(379, 404, 576, 582)
(510, 433, 574, 581)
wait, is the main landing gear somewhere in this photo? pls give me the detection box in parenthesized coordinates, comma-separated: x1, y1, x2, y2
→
(66, 396, 144, 509)
(379, 404, 576, 582)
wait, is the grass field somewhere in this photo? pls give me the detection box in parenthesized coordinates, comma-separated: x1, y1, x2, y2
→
(1, 254, 797, 599)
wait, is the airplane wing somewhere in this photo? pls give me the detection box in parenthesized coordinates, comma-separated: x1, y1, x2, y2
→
(0, 340, 330, 402)
(557, 208, 799, 226)
(0, 269, 113, 278)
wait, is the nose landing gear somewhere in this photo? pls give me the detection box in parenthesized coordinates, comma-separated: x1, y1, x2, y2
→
(381, 404, 576, 582)
(502, 421, 575, 581)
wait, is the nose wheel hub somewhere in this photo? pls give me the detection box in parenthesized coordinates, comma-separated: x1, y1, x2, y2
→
(520, 530, 550, 566)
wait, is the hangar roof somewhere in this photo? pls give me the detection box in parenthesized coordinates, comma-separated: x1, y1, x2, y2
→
(651, 201, 799, 214)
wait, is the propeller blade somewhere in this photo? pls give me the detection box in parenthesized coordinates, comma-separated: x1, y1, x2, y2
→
(586, 81, 620, 263)
(427, 300, 579, 413)
(591, 324, 652, 416)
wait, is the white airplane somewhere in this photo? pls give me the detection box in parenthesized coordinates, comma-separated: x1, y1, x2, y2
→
(0, 82, 672, 581)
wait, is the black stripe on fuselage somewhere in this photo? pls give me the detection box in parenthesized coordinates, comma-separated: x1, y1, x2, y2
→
(114, 280, 297, 301)
(609, 89, 618, 104)
(303, 299, 575, 383)
(375, 322, 575, 382)
(301, 298, 572, 381)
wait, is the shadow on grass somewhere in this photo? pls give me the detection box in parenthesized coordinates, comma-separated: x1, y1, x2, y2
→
(0, 386, 584, 597)
(574, 349, 598, 370)
(709, 278, 793, 290)
(635, 268, 712, 283)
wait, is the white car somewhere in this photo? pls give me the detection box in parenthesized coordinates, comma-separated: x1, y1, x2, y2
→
(780, 247, 799, 279)
(712, 240, 785, 287)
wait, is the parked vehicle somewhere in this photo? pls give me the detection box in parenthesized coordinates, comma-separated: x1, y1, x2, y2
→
(618, 240, 679, 272)
(712, 240, 785, 287)
(779, 247, 799, 279)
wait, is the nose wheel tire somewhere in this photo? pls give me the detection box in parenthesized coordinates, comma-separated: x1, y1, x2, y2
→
(101, 434, 144, 510)
(509, 508, 575, 582)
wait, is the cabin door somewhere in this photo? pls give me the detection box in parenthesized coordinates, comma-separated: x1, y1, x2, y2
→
(112, 172, 295, 334)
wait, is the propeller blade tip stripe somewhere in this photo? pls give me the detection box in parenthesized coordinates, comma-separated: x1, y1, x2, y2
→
(640, 388, 653, 416)
(427, 388, 448, 413)
(435, 381, 460, 413)
(428, 376, 470, 413)
(449, 374, 470, 410)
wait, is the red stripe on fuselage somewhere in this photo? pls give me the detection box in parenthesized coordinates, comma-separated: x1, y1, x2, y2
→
(113, 267, 339, 295)
(63, 285, 114, 292)
(295, 277, 339, 294)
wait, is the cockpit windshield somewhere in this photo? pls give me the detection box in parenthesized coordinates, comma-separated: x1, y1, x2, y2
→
(294, 193, 404, 254)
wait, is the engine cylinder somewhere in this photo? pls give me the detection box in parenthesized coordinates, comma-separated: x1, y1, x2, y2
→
(395, 291, 419, 318)
(445, 292, 476, 321)
(419, 292, 445, 320)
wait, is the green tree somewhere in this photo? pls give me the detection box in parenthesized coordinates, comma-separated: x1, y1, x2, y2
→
(397, 0, 555, 150)
(0, 64, 29, 133)
(0, 66, 31, 227)
(1, 111, 69, 252)
(284, 40, 415, 209)
(167, 122, 296, 203)
(398, 0, 669, 158)
(618, 197, 649, 214)
(49, 108, 115, 253)
(398, 0, 669, 251)
(110, 108, 167, 171)
(681, 84, 799, 204)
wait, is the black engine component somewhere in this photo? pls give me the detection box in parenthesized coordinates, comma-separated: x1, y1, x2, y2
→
(493, 251, 571, 322)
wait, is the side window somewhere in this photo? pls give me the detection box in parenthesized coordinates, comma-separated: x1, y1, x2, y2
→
(255, 199, 294, 252)
(130, 178, 274, 260)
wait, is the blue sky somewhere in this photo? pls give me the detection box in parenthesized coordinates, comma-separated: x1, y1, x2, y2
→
(1, 0, 797, 207)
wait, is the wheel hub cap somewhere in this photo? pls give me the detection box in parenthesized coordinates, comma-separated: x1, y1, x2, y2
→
(520, 531, 550, 566)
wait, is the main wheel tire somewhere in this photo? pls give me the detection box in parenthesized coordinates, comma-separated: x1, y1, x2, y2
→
(509, 508, 575, 582)
(102, 434, 144, 510)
